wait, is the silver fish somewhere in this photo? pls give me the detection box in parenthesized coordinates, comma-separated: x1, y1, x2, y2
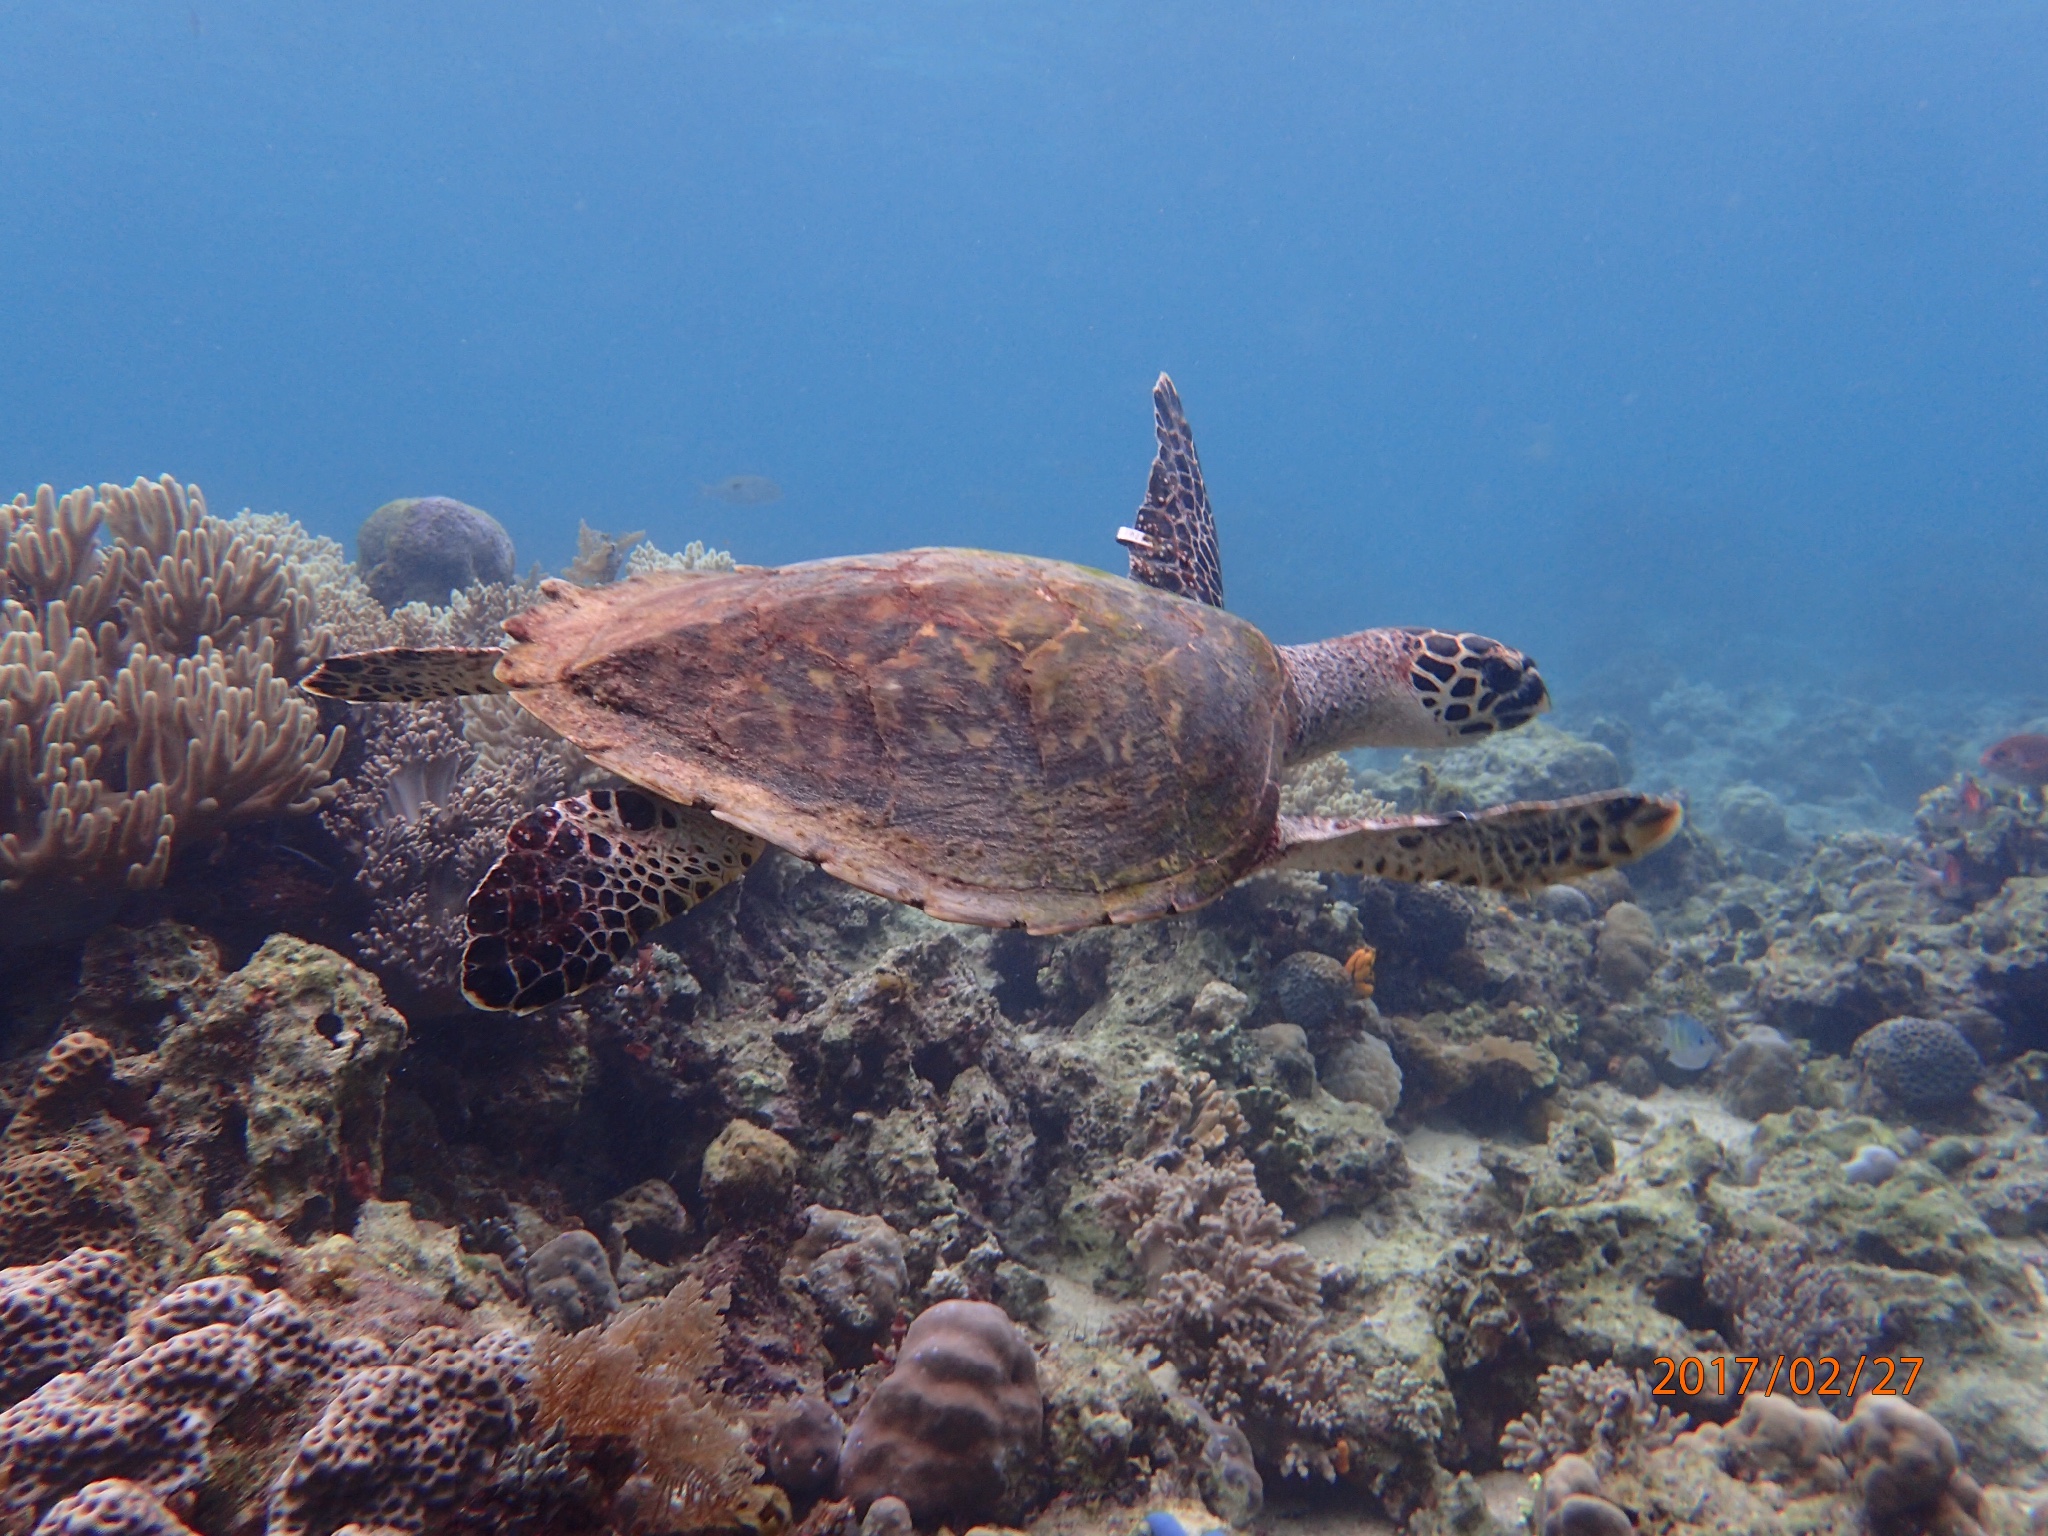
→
(701, 474, 783, 505)
(1661, 1011, 1719, 1071)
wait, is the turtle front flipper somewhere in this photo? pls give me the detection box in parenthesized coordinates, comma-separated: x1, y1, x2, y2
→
(301, 646, 511, 702)
(1116, 373, 1225, 608)
(462, 788, 764, 1013)
(1267, 791, 1683, 890)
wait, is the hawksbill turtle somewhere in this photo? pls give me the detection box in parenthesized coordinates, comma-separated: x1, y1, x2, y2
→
(305, 376, 1681, 1012)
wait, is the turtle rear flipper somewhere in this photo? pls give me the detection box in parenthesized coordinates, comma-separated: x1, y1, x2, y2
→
(300, 646, 510, 702)
(462, 788, 764, 1013)
(1117, 372, 1225, 608)
(1270, 791, 1682, 889)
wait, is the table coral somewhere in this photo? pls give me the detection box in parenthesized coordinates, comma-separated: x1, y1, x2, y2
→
(1, 477, 342, 894)
(835, 1300, 1042, 1529)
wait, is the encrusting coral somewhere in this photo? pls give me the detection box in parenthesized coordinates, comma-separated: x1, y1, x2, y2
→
(0, 478, 343, 894)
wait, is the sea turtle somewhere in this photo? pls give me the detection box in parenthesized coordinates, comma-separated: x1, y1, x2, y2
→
(305, 376, 1681, 1013)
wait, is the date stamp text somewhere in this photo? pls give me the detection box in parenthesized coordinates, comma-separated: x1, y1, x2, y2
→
(1650, 1355, 1923, 1398)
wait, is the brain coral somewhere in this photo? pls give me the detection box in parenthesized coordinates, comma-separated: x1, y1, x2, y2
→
(356, 497, 516, 609)
(1851, 1017, 1983, 1112)
(836, 1299, 1043, 1529)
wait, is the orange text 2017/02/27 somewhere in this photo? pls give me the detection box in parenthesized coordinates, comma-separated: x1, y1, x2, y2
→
(1649, 1356, 1923, 1399)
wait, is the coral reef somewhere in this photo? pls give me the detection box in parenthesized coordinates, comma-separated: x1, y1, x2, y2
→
(1852, 1016, 1985, 1113)
(1, 478, 341, 896)
(526, 1274, 761, 1533)
(356, 498, 516, 609)
(1499, 1361, 1687, 1477)
(835, 1300, 1042, 1528)
(1095, 1104, 1349, 1479)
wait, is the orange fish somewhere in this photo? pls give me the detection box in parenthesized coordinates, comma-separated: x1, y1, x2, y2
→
(1960, 776, 1990, 815)
(1343, 945, 1376, 998)
(1981, 734, 2048, 787)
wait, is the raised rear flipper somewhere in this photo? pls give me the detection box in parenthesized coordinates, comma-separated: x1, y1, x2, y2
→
(301, 646, 510, 702)
(1117, 373, 1225, 608)
(1269, 791, 1682, 889)
(463, 787, 765, 1013)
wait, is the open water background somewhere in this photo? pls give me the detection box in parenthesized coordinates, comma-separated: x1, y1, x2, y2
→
(2, 2, 2044, 699)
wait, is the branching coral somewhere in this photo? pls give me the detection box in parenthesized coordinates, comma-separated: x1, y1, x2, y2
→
(1703, 1238, 1881, 1396)
(1499, 1361, 1686, 1478)
(528, 1275, 760, 1533)
(323, 700, 570, 1005)
(0, 478, 343, 892)
(1096, 1090, 1348, 1480)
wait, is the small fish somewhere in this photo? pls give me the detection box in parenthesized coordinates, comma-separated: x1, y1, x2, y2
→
(701, 474, 783, 505)
(1910, 853, 1967, 902)
(1981, 733, 2048, 787)
(1660, 1012, 1719, 1072)
(1960, 776, 1990, 816)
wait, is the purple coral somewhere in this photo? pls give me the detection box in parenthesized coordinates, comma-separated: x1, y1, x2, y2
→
(266, 1330, 528, 1536)
(836, 1300, 1042, 1528)
(357, 497, 517, 609)
(30, 1479, 200, 1536)
(0, 1249, 132, 1406)
(1851, 1017, 1983, 1112)
(1096, 1142, 1348, 1479)
(324, 700, 567, 1008)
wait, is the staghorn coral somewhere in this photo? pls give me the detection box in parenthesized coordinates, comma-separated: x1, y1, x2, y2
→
(0, 478, 343, 894)
(1499, 1361, 1686, 1478)
(623, 539, 735, 578)
(1096, 1124, 1348, 1480)
(1702, 1238, 1881, 1395)
(527, 1275, 760, 1533)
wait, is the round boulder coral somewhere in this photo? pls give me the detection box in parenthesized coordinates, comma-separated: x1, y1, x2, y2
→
(1852, 1018, 1983, 1113)
(357, 497, 516, 608)
(1263, 952, 1353, 1036)
(836, 1299, 1042, 1528)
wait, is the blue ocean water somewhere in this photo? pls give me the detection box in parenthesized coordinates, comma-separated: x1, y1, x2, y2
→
(2, 1, 2044, 696)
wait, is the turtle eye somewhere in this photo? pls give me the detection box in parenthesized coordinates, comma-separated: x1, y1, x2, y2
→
(1479, 653, 1527, 693)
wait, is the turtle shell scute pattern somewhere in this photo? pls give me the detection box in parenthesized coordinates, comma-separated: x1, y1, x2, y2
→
(461, 788, 764, 1014)
(1402, 628, 1549, 737)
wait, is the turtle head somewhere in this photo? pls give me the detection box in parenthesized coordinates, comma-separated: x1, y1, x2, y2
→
(1279, 627, 1549, 761)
